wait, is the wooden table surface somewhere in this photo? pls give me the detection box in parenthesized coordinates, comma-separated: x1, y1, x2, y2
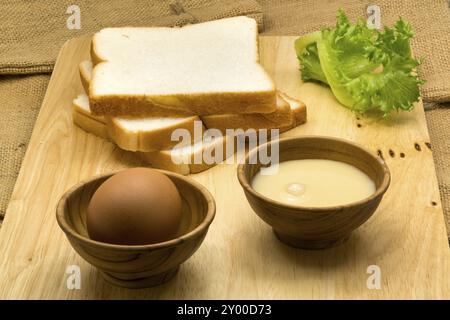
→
(0, 36, 448, 299)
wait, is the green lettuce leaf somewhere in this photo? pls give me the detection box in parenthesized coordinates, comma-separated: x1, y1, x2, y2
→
(294, 32, 327, 83)
(295, 10, 424, 116)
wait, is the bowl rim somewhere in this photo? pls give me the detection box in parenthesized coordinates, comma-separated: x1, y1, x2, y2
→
(56, 168, 216, 251)
(237, 135, 391, 212)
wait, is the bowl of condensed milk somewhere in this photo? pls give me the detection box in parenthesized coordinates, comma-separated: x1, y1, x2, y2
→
(237, 136, 390, 250)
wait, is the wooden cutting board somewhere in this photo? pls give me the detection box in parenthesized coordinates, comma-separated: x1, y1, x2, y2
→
(0, 36, 448, 299)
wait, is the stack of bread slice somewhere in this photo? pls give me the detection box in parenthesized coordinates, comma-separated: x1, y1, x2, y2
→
(72, 16, 306, 175)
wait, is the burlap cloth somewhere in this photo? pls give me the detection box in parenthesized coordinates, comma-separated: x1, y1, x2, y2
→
(1, 0, 450, 237)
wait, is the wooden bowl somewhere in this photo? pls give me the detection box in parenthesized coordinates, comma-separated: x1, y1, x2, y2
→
(237, 136, 390, 250)
(56, 169, 215, 288)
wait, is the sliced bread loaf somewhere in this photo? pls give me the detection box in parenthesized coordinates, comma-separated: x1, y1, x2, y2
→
(89, 17, 276, 116)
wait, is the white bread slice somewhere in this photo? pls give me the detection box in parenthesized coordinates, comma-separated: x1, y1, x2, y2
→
(73, 93, 201, 152)
(139, 135, 232, 175)
(79, 60, 93, 93)
(90, 17, 276, 116)
(201, 92, 292, 133)
(106, 114, 200, 152)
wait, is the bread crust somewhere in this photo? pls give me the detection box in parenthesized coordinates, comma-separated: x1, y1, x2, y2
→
(79, 61, 92, 93)
(106, 116, 202, 152)
(72, 109, 109, 139)
(139, 135, 231, 174)
(139, 151, 190, 175)
(89, 89, 277, 117)
(90, 38, 103, 66)
(73, 96, 104, 121)
(201, 92, 292, 132)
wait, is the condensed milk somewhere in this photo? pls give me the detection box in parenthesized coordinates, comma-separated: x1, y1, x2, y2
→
(252, 159, 376, 207)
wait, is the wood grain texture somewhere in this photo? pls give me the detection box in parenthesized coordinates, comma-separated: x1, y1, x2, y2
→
(0, 36, 448, 299)
(237, 136, 390, 249)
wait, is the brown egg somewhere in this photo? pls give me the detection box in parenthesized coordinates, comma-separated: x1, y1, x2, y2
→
(86, 168, 182, 245)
